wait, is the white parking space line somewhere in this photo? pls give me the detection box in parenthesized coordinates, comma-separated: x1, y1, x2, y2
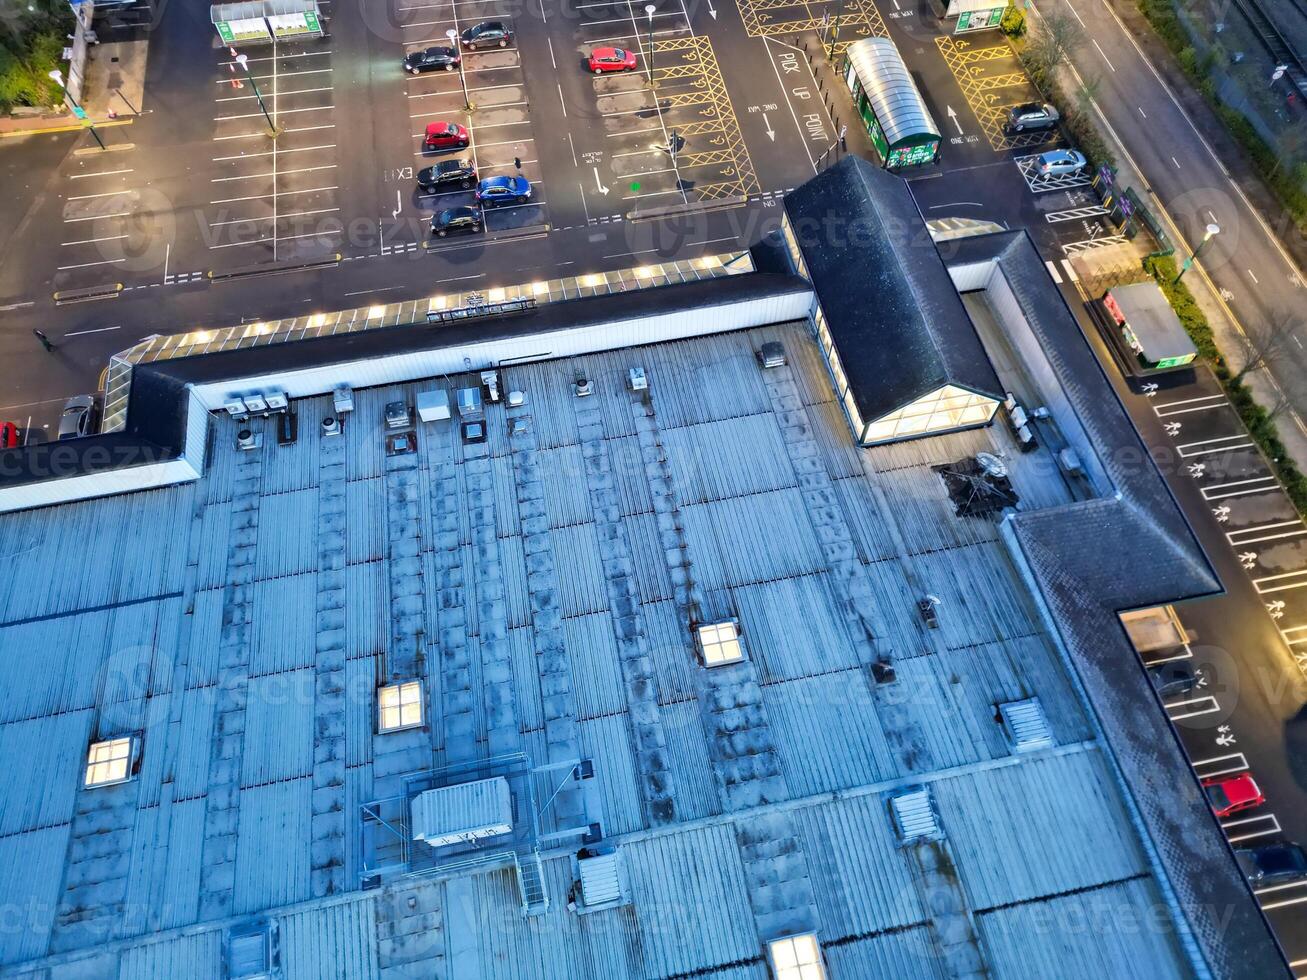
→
(215, 85, 334, 103)
(1201, 476, 1281, 501)
(56, 257, 127, 271)
(1191, 752, 1248, 779)
(1253, 570, 1307, 595)
(217, 68, 332, 84)
(1228, 520, 1307, 546)
(211, 164, 338, 182)
(1224, 814, 1281, 844)
(68, 169, 133, 179)
(209, 207, 341, 227)
(63, 211, 131, 223)
(1153, 393, 1227, 417)
(1264, 892, 1307, 912)
(1176, 434, 1255, 457)
(61, 234, 128, 246)
(210, 185, 338, 206)
(66, 190, 132, 201)
(1043, 260, 1063, 283)
(216, 104, 335, 122)
(213, 144, 336, 162)
(1060, 259, 1078, 282)
(213, 124, 335, 141)
(1164, 696, 1220, 721)
(1254, 879, 1307, 897)
(1142, 645, 1194, 667)
(1280, 625, 1307, 646)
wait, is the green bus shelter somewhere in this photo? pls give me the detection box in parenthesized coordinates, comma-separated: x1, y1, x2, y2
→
(842, 38, 941, 170)
(211, 0, 323, 44)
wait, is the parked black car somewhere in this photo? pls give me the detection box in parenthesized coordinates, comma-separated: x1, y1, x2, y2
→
(1146, 660, 1199, 699)
(460, 21, 513, 49)
(417, 159, 477, 193)
(404, 46, 461, 74)
(1236, 842, 1307, 885)
(431, 206, 484, 237)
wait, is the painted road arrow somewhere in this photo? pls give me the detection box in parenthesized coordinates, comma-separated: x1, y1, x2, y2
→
(946, 106, 963, 135)
(594, 166, 610, 194)
(763, 112, 775, 141)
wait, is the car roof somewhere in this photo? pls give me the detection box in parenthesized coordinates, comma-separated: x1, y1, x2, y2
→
(426, 121, 458, 132)
(482, 175, 515, 186)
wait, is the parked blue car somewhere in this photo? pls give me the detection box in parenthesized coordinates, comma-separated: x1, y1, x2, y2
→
(476, 175, 531, 207)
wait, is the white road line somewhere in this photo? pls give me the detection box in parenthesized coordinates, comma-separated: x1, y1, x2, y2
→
(1171, 155, 1181, 168)
(1091, 38, 1115, 71)
(1154, 393, 1226, 410)
(558, 82, 567, 117)
(56, 257, 127, 270)
(1255, 879, 1307, 896)
(209, 207, 341, 226)
(1153, 402, 1229, 417)
(213, 143, 336, 161)
(1060, 259, 1079, 282)
(63, 211, 131, 222)
(1165, 696, 1221, 721)
(68, 168, 133, 179)
(214, 85, 333, 104)
(1138, 106, 1146, 118)
(63, 325, 121, 337)
(66, 190, 131, 201)
(215, 68, 332, 83)
(1248, 269, 1259, 284)
(1044, 260, 1063, 283)
(1253, 571, 1307, 594)
(1262, 892, 1307, 911)
(218, 49, 327, 65)
(1176, 434, 1254, 452)
(216, 104, 334, 122)
(213, 124, 335, 141)
(1226, 520, 1305, 544)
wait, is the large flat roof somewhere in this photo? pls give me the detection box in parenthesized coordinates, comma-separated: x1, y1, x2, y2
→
(0, 319, 1211, 977)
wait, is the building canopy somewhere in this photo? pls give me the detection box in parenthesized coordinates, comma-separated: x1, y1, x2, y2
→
(845, 38, 941, 148)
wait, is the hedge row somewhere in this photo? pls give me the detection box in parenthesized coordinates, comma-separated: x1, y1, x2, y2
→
(1136, 0, 1307, 233)
(1143, 255, 1307, 514)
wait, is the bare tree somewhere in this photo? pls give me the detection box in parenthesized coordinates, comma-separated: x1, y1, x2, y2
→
(1026, 10, 1085, 77)
(1232, 311, 1301, 384)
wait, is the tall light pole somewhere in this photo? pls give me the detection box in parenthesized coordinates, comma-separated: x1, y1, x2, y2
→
(48, 69, 105, 151)
(234, 54, 279, 137)
(447, 29, 474, 112)
(645, 4, 657, 88)
(828, 0, 846, 59)
(1174, 222, 1220, 284)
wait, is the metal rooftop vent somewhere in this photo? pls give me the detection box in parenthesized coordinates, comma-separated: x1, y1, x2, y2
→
(628, 367, 648, 391)
(410, 776, 513, 848)
(333, 384, 354, 414)
(998, 698, 1054, 753)
(575, 847, 629, 913)
(757, 341, 787, 368)
(507, 390, 526, 407)
(890, 788, 942, 843)
(573, 378, 594, 398)
(225, 921, 278, 980)
(236, 429, 261, 452)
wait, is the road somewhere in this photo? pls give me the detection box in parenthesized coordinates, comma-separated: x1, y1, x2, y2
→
(1058, 0, 1307, 430)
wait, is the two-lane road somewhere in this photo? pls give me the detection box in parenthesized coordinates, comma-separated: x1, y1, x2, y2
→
(1057, 0, 1307, 422)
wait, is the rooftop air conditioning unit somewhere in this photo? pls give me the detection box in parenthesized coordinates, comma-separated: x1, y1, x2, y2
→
(573, 378, 593, 398)
(243, 394, 268, 414)
(223, 397, 248, 420)
(507, 390, 526, 408)
(236, 429, 261, 452)
(264, 390, 288, 412)
(321, 416, 341, 437)
(576, 848, 629, 912)
(385, 401, 411, 429)
(628, 367, 648, 391)
(410, 777, 513, 847)
(1058, 448, 1083, 475)
(457, 387, 483, 420)
(333, 385, 354, 415)
(417, 389, 451, 423)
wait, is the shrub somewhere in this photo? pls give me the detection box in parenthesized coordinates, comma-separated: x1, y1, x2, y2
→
(1001, 5, 1026, 37)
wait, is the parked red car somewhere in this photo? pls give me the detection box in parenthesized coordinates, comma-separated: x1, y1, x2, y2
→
(424, 121, 470, 152)
(0, 421, 18, 449)
(1203, 773, 1265, 818)
(588, 47, 638, 74)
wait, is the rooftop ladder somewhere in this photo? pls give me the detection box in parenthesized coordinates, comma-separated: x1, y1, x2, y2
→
(517, 850, 549, 917)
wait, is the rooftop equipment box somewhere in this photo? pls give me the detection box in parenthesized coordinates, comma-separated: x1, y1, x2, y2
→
(417, 389, 451, 422)
(410, 777, 513, 847)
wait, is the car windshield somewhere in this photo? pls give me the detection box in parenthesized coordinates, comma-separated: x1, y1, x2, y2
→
(613, 49, 625, 58)
(1205, 784, 1230, 809)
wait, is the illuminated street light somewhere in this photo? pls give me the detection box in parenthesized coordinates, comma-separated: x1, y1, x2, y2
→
(1174, 222, 1220, 284)
(48, 69, 105, 151)
(447, 29, 474, 111)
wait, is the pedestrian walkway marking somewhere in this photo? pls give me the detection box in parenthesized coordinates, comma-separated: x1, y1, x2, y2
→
(1176, 434, 1255, 457)
(1061, 234, 1128, 255)
(1060, 259, 1078, 282)
(1228, 520, 1307, 546)
(1045, 205, 1108, 224)
(1191, 752, 1248, 779)
(1044, 260, 1062, 283)
(1253, 570, 1307, 595)
(1201, 476, 1280, 501)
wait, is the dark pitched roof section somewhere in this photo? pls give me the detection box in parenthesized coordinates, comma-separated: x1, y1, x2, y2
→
(781, 155, 1002, 422)
(947, 231, 1288, 979)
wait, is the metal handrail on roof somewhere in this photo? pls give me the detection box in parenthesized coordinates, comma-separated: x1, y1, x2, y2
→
(844, 37, 940, 147)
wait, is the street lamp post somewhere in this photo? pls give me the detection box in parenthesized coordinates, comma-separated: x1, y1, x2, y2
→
(48, 69, 105, 151)
(447, 29, 474, 112)
(234, 54, 279, 136)
(645, 4, 657, 87)
(1174, 222, 1220, 284)
(828, 0, 846, 59)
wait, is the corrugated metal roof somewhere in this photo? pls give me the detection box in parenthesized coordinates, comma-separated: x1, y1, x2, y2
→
(844, 38, 941, 147)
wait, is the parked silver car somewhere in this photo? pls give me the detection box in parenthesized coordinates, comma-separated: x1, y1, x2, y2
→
(1036, 149, 1087, 176)
(1007, 102, 1060, 132)
(56, 394, 97, 441)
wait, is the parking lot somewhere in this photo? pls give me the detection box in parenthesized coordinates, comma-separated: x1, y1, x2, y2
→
(208, 32, 342, 267)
